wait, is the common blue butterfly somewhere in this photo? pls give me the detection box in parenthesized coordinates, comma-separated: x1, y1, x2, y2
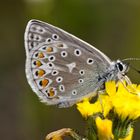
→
(24, 20, 129, 108)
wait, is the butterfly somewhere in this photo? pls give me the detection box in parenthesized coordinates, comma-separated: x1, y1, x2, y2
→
(24, 20, 129, 108)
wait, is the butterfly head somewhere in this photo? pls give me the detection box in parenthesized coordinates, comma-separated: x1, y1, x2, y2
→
(116, 60, 129, 75)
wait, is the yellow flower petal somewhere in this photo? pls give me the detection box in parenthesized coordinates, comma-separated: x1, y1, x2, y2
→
(112, 82, 140, 120)
(77, 94, 113, 118)
(95, 117, 114, 140)
(105, 81, 116, 96)
(98, 95, 113, 117)
(77, 99, 102, 118)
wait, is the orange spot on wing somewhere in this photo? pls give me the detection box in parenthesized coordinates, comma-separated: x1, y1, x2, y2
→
(33, 60, 42, 67)
(46, 47, 53, 52)
(38, 70, 45, 77)
(38, 52, 44, 58)
(36, 60, 42, 67)
(42, 79, 49, 87)
(48, 88, 55, 97)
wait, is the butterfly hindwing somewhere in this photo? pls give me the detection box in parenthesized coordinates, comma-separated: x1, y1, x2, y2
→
(24, 20, 112, 107)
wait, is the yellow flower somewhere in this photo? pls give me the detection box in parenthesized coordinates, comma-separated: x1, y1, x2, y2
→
(77, 98, 102, 118)
(76, 81, 115, 118)
(77, 95, 112, 118)
(106, 81, 140, 120)
(95, 117, 114, 140)
(77, 80, 140, 120)
(46, 81, 140, 140)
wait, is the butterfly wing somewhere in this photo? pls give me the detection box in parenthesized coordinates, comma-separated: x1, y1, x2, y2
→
(24, 20, 112, 107)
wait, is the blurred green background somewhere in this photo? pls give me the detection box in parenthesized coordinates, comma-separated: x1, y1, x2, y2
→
(1, 0, 140, 139)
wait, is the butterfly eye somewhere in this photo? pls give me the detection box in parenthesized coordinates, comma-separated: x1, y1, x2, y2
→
(79, 70, 85, 75)
(87, 58, 94, 65)
(61, 51, 68, 57)
(48, 55, 55, 61)
(72, 90, 77, 95)
(117, 62, 123, 71)
(56, 76, 63, 83)
(59, 85, 65, 92)
(52, 34, 59, 40)
(116, 61, 127, 73)
(74, 49, 81, 56)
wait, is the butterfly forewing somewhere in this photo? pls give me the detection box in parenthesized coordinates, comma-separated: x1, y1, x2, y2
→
(24, 20, 112, 107)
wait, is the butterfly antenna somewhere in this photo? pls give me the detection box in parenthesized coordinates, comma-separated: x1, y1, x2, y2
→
(122, 57, 140, 61)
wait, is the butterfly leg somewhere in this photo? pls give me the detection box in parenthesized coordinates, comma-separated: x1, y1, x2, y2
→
(124, 75, 132, 84)
(97, 90, 104, 115)
(118, 75, 137, 95)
